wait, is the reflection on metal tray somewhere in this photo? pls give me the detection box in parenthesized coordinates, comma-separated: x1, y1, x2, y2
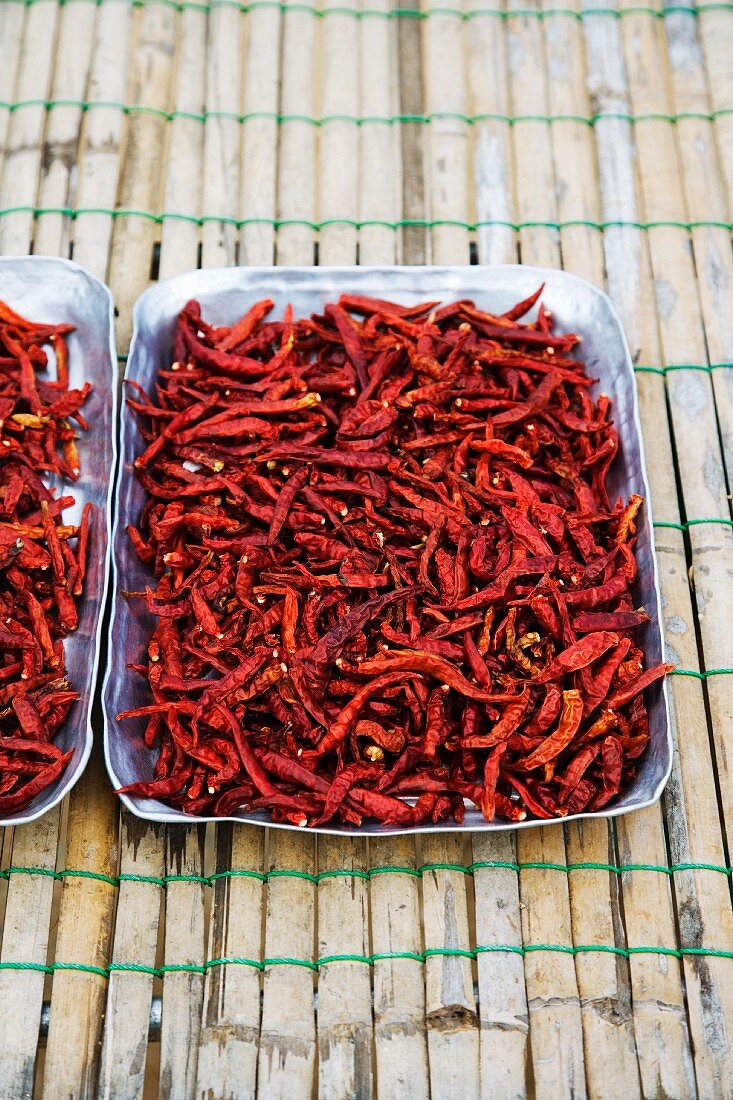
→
(0, 256, 117, 825)
(103, 265, 671, 835)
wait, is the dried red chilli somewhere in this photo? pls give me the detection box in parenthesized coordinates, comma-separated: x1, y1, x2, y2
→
(0, 300, 92, 812)
(118, 290, 671, 826)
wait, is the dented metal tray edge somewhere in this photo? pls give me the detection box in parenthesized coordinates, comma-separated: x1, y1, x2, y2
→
(104, 264, 672, 836)
(1, 255, 118, 826)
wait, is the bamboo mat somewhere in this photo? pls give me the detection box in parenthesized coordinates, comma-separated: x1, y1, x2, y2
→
(0, 1, 732, 1096)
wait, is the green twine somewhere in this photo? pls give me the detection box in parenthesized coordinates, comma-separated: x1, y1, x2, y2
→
(9, 0, 733, 20)
(3, 98, 733, 130)
(653, 518, 733, 531)
(2, 205, 732, 233)
(5, 859, 733, 889)
(635, 362, 733, 375)
(3, 942, 732, 980)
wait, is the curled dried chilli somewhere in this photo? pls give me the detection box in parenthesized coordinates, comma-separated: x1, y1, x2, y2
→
(117, 291, 670, 826)
(0, 301, 92, 812)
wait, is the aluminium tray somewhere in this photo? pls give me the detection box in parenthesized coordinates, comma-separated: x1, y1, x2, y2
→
(104, 264, 671, 835)
(0, 256, 117, 825)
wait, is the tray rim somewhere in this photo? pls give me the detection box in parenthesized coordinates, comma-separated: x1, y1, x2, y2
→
(0, 254, 118, 826)
(104, 263, 672, 836)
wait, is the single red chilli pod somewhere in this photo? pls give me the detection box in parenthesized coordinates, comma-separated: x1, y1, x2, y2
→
(480, 742, 507, 822)
(524, 684, 563, 736)
(267, 466, 309, 546)
(572, 609, 649, 632)
(556, 743, 602, 804)
(462, 689, 532, 750)
(513, 690, 584, 771)
(535, 632, 620, 683)
(310, 672, 410, 758)
(605, 664, 674, 710)
(312, 762, 383, 825)
(358, 651, 517, 703)
(501, 284, 545, 321)
(117, 760, 195, 799)
(215, 298, 275, 351)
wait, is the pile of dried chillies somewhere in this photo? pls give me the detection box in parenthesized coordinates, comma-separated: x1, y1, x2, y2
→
(0, 300, 92, 813)
(118, 287, 671, 827)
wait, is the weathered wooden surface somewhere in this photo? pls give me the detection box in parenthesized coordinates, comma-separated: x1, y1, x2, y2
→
(0, 1, 732, 1096)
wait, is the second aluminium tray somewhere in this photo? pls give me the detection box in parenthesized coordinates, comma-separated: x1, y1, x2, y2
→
(0, 256, 117, 824)
(104, 265, 671, 834)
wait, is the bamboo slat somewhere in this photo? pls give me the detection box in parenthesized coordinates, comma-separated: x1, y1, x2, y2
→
(576, 56, 681, 1094)
(41, 753, 119, 1097)
(107, 4, 176, 348)
(421, 839, 480, 1099)
(71, 0, 133, 280)
(396, 0, 428, 265)
(318, 0, 359, 266)
(0, 3, 26, 180)
(159, 827, 207, 1099)
(697, 7, 733, 212)
(201, 0, 242, 269)
(257, 833, 317, 1099)
(506, 0, 558, 268)
(471, 835, 528, 1100)
(33, 0, 98, 259)
(98, 819, 165, 1100)
(0, 0, 58, 256)
(238, 1, 281, 266)
(276, 0, 317, 266)
(370, 840, 430, 1100)
(0, 811, 60, 1100)
(158, 1, 206, 280)
(195, 825, 265, 1100)
(317, 838, 373, 1099)
(466, 0, 515, 266)
(424, 0, 469, 265)
(357, 0, 400, 266)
